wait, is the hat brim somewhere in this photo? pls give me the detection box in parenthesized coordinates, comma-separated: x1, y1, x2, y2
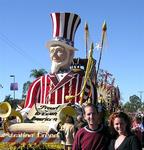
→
(59, 106, 77, 123)
(46, 40, 78, 51)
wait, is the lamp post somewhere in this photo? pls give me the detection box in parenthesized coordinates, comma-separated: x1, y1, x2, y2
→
(10, 75, 15, 100)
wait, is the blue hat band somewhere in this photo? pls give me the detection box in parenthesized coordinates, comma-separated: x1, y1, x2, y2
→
(53, 37, 74, 47)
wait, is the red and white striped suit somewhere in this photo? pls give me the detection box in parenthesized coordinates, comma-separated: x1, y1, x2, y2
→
(24, 71, 95, 108)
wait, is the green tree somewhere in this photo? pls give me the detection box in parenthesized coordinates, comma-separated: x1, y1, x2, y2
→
(22, 68, 47, 99)
(123, 95, 142, 112)
(3, 95, 21, 109)
(30, 68, 47, 79)
(4, 95, 13, 102)
(22, 81, 31, 99)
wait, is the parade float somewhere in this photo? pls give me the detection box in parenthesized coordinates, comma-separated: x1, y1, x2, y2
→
(0, 12, 120, 150)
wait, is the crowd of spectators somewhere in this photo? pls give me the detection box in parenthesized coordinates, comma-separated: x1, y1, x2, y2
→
(58, 104, 144, 150)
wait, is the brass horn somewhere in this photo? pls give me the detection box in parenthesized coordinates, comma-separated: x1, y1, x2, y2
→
(59, 106, 77, 123)
(0, 102, 23, 122)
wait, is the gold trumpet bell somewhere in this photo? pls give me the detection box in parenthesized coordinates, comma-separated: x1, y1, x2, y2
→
(59, 106, 77, 123)
(0, 102, 12, 118)
(0, 102, 23, 123)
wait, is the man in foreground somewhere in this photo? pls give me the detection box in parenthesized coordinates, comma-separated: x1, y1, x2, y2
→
(72, 104, 110, 150)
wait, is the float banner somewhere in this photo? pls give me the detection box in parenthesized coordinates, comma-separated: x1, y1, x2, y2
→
(10, 83, 18, 90)
(27, 103, 66, 123)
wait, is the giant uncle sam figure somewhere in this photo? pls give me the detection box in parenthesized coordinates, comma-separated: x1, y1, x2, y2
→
(24, 12, 96, 108)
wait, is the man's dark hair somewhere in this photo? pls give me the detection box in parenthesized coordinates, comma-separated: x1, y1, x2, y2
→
(82, 103, 98, 114)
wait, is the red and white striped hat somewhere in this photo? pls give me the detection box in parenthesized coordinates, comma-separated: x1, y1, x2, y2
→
(46, 12, 81, 50)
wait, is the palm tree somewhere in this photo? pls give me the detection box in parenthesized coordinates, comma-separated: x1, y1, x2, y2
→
(22, 69, 47, 99)
(30, 68, 47, 79)
(22, 81, 31, 99)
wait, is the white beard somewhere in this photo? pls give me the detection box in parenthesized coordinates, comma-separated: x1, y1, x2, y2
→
(51, 61, 62, 74)
(50, 51, 74, 74)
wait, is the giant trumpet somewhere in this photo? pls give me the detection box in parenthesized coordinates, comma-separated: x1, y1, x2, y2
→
(0, 102, 23, 122)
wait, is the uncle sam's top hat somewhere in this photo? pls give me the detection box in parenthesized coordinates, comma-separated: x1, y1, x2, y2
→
(46, 12, 81, 50)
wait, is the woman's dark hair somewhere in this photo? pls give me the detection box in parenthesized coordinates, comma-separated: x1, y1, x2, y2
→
(65, 115, 75, 124)
(109, 111, 132, 137)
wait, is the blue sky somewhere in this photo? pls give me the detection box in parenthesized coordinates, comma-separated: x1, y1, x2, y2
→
(0, 0, 144, 103)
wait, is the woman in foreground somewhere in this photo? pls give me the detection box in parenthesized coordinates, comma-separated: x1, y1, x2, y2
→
(108, 111, 142, 150)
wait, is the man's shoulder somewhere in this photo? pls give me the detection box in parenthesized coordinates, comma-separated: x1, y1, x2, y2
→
(75, 127, 86, 138)
(76, 127, 85, 133)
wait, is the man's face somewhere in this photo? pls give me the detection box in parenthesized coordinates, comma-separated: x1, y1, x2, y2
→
(50, 45, 67, 63)
(84, 106, 99, 128)
(50, 45, 74, 73)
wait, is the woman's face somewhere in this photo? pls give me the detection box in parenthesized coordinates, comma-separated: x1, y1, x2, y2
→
(113, 117, 127, 135)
